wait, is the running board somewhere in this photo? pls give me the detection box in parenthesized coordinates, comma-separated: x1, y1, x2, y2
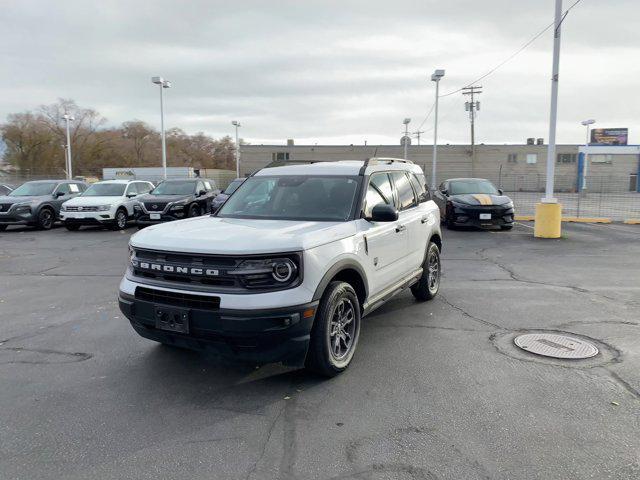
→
(362, 268, 423, 317)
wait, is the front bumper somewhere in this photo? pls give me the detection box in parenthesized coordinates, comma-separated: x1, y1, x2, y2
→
(60, 211, 115, 225)
(448, 204, 514, 228)
(118, 289, 317, 366)
(136, 212, 185, 226)
(0, 214, 32, 226)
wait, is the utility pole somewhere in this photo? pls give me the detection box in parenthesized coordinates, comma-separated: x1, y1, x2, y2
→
(412, 130, 425, 146)
(402, 118, 411, 160)
(232, 121, 241, 177)
(62, 114, 74, 179)
(431, 69, 445, 189)
(462, 85, 482, 176)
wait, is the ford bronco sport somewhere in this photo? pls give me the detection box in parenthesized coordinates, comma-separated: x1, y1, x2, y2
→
(118, 158, 442, 376)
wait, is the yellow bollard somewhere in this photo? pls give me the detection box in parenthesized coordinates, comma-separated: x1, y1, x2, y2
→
(534, 202, 562, 238)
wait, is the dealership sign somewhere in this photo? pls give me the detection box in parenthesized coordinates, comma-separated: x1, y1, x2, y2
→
(590, 128, 628, 146)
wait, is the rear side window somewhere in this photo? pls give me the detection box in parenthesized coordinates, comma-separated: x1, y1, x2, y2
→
(364, 173, 393, 218)
(409, 174, 428, 203)
(390, 172, 417, 210)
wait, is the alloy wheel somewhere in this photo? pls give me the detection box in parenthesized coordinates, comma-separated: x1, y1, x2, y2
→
(329, 298, 356, 360)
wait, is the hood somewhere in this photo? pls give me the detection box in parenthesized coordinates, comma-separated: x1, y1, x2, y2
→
(0, 195, 50, 206)
(449, 193, 512, 206)
(130, 216, 357, 255)
(137, 194, 192, 204)
(64, 196, 123, 206)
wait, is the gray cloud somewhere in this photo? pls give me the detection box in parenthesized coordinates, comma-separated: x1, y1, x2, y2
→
(1, 0, 638, 146)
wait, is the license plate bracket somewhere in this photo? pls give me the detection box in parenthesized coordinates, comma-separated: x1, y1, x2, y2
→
(479, 213, 492, 220)
(150, 213, 161, 220)
(154, 306, 190, 334)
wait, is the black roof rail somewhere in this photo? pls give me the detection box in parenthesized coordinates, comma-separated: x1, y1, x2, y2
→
(250, 159, 320, 176)
(359, 157, 413, 175)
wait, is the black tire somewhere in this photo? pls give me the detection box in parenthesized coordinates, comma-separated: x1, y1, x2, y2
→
(188, 204, 201, 217)
(305, 281, 361, 377)
(500, 225, 514, 231)
(37, 208, 55, 230)
(411, 241, 441, 301)
(111, 208, 128, 230)
(0, 225, 7, 231)
(65, 223, 80, 231)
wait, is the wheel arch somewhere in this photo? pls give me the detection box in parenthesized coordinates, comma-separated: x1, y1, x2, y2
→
(312, 260, 368, 309)
(430, 232, 442, 253)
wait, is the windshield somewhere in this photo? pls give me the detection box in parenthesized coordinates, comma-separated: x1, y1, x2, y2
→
(225, 179, 243, 195)
(217, 175, 360, 221)
(449, 180, 499, 195)
(151, 181, 196, 195)
(82, 183, 126, 197)
(9, 182, 57, 196)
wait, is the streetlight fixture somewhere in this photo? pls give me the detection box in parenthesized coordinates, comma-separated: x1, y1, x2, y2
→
(430, 69, 445, 189)
(151, 76, 171, 179)
(62, 113, 75, 179)
(231, 120, 241, 177)
(580, 119, 595, 192)
(402, 118, 411, 160)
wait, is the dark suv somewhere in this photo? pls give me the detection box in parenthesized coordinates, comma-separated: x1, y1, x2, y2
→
(135, 178, 217, 228)
(0, 180, 87, 230)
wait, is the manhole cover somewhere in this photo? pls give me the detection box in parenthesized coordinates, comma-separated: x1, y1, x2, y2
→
(514, 333, 599, 359)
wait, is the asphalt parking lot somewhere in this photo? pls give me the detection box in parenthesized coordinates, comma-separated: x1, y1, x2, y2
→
(1, 221, 639, 480)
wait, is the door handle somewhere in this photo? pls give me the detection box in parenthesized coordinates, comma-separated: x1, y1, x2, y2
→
(421, 216, 429, 224)
(395, 225, 406, 233)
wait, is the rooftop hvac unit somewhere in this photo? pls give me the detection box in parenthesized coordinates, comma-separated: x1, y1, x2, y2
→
(536, 138, 544, 145)
(527, 138, 535, 145)
(286, 139, 295, 146)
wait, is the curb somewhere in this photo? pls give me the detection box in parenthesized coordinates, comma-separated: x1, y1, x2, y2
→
(623, 219, 640, 225)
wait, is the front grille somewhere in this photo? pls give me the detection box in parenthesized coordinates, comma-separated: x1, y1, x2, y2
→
(135, 286, 220, 310)
(144, 202, 168, 212)
(0, 204, 11, 212)
(130, 248, 302, 292)
(65, 206, 100, 212)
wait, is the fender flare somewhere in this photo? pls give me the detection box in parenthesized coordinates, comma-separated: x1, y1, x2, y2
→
(311, 258, 369, 303)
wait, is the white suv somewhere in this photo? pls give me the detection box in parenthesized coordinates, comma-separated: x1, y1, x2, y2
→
(61, 180, 154, 230)
(118, 159, 442, 376)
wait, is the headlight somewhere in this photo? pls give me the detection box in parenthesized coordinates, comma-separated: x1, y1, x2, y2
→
(61, 204, 68, 212)
(231, 256, 300, 288)
(128, 244, 135, 264)
(503, 201, 514, 209)
(170, 202, 187, 211)
(13, 202, 32, 213)
(97, 205, 111, 211)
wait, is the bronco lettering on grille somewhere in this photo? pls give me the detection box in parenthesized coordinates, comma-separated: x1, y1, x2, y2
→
(132, 260, 219, 276)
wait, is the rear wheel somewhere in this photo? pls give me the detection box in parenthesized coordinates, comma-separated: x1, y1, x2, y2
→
(188, 204, 201, 217)
(411, 241, 441, 301)
(37, 208, 55, 230)
(65, 223, 80, 231)
(305, 281, 361, 377)
(111, 208, 128, 230)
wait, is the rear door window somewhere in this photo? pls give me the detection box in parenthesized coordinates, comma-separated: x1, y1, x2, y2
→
(390, 172, 417, 210)
(409, 174, 428, 203)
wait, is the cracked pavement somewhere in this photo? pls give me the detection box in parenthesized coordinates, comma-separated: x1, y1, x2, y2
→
(1, 222, 639, 479)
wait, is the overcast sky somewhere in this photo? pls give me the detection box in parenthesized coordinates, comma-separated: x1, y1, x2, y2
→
(1, 0, 638, 146)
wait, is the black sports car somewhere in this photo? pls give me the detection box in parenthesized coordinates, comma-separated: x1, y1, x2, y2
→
(134, 178, 218, 228)
(433, 178, 514, 230)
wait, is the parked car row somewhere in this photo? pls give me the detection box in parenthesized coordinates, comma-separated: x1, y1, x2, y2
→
(0, 177, 244, 232)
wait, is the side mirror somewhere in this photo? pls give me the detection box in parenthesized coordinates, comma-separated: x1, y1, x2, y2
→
(198, 190, 207, 197)
(440, 189, 448, 196)
(127, 193, 137, 198)
(54, 191, 65, 198)
(369, 204, 398, 222)
(498, 189, 503, 195)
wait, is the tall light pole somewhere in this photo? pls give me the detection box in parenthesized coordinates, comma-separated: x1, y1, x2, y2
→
(402, 118, 411, 160)
(62, 114, 74, 179)
(232, 121, 241, 177)
(534, 0, 564, 238)
(581, 119, 595, 191)
(152, 76, 171, 179)
(430, 69, 445, 189)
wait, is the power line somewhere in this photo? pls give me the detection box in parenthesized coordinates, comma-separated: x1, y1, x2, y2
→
(438, 0, 584, 98)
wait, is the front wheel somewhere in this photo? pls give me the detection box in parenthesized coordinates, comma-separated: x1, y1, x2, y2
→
(500, 225, 513, 231)
(111, 209, 128, 230)
(305, 281, 361, 377)
(188, 204, 201, 217)
(37, 208, 55, 230)
(411, 241, 441, 301)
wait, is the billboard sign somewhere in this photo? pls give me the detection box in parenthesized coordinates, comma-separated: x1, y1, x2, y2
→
(590, 128, 628, 146)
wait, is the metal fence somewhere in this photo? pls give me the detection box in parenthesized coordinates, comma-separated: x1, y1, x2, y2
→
(499, 174, 640, 221)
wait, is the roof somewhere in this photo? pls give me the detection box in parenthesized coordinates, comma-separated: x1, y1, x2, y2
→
(254, 159, 424, 177)
(446, 178, 493, 182)
(95, 179, 144, 184)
